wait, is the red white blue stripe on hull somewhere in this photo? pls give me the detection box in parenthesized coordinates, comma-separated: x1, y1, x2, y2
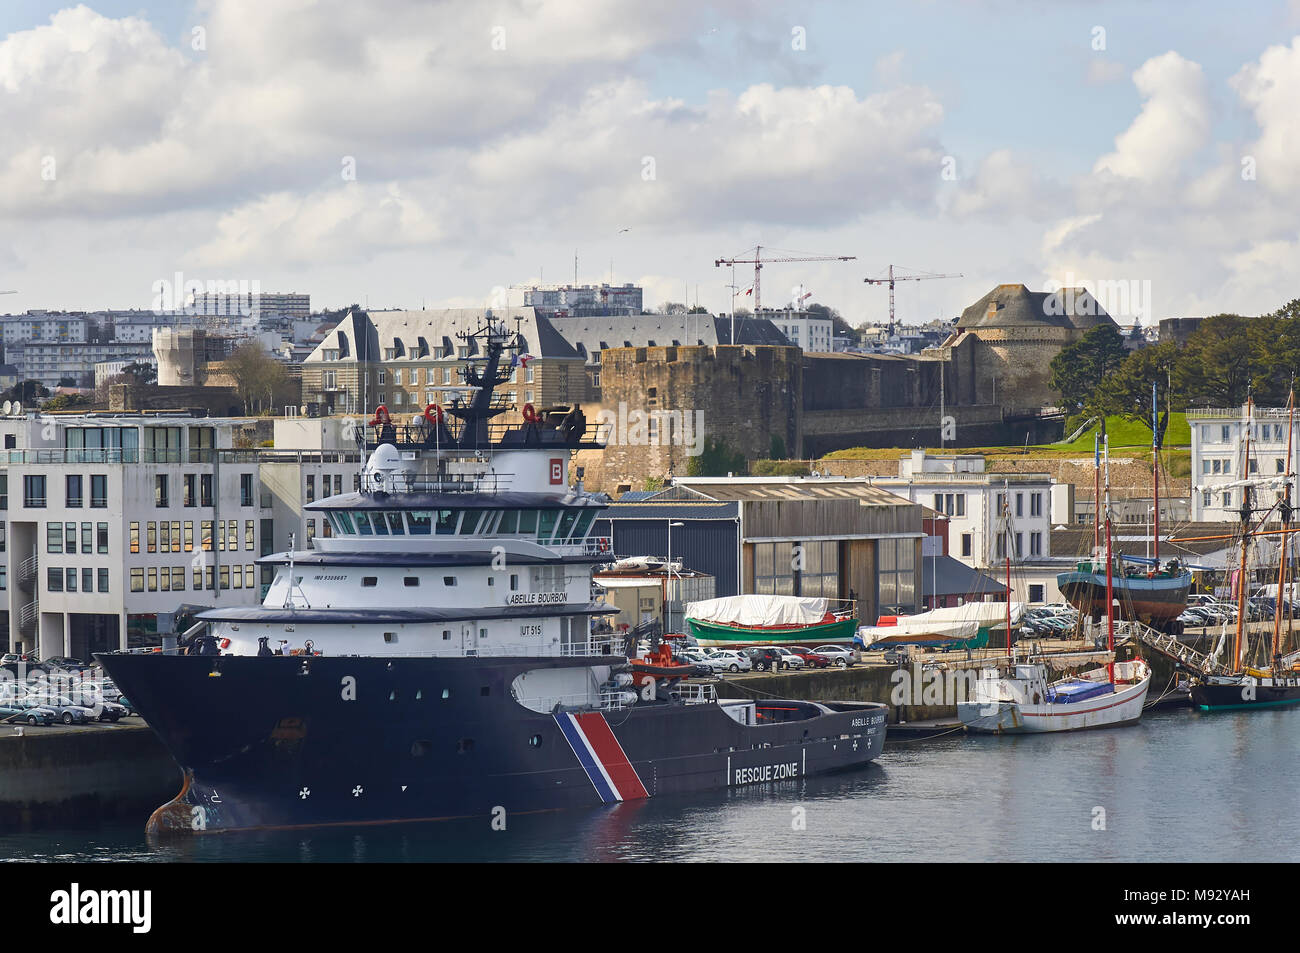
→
(554, 712, 650, 803)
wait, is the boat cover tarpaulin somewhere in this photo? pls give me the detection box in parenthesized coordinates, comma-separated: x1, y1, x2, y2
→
(1044, 680, 1115, 704)
(685, 594, 828, 627)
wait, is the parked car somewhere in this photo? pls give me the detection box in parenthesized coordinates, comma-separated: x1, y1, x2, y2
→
(39, 656, 85, 668)
(22, 693, 95, 725)
(812, 645, 859, 667)
(744, 647, 789, 672)
(678, 650, 728, 674)
(785, 646, 832, 669)
(705, 649, 752, 673)
(2, 700, 57, 727)
(771, 647, 805, 670)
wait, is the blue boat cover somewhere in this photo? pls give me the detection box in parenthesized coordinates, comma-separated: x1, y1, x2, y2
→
(1045, 680, 1115, 704)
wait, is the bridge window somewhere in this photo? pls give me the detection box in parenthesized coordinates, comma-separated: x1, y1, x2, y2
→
(537, 509, 559, 542)
(458, 512, 483, 534)
(355, 513, 373, 535)
(385, 512, 405, 535)
(497, 510, 519, 534)
(408, 511, 432, 535)
(434, 510, 458, 534)
(557, 509, 578, 539)
(573, 510, 597, 538)
(518, 510, 538, 535)
(370, 512, 389, 536)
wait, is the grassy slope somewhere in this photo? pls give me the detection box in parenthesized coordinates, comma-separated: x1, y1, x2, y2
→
(821, 413, 1191, 460)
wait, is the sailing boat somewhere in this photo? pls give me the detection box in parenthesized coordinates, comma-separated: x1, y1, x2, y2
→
(958, 440, 1152, 733)
(1057, 387, 1192, 629)
(1190, 394, 1300, 711)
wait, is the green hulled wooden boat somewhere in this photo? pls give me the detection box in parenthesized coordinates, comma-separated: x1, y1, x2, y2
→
(684, 594, 858, 647)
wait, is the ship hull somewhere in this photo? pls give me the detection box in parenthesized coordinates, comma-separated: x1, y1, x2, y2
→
(97, 653, 887, 833)
(957, 662, 1151, 734)
(1057, 570, 1192, 626)
(687, 616, 858, 647)
(1189, 677, 1300, 711)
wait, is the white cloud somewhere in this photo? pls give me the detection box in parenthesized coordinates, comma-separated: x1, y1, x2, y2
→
(1231, 35, 1300, 194)
(1093, 51, 1211, 183)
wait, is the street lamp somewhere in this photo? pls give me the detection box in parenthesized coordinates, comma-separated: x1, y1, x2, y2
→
(665, 521, 685, 634)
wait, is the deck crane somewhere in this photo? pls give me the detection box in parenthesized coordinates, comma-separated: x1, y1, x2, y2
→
(863, 266, 962, 335)
(714, 246, 856, 316)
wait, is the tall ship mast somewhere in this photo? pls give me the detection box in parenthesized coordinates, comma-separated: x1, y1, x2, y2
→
(97, 316, 887, 834)
(1056, 387, 1193, 630)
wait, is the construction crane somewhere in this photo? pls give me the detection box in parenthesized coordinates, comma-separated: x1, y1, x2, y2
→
(714, 246, 856, 315)
(863, 265, 962, 335)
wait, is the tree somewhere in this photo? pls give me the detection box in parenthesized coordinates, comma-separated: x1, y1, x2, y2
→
(658, 301, 688, 314)
(1048, 324, 1129, 410)
(41, 393, 93, 411)
(687, 437, 747, 477)
(687, 305, 709, 314)
(5, 380, 49, 404)
(1090, 341, 1182, 443)
(1171, 314, 1261, 408)
(122, 362, 157, 386)
(224, 341, 292, 414)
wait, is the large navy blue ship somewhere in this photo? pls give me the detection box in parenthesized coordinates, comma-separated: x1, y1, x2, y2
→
(99, 318, 886, 834)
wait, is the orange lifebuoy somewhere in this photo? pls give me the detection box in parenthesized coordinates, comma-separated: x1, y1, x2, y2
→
(424, 403, 444, 425)
(523, 402, 539, 423)
(369, 404, 391, 427)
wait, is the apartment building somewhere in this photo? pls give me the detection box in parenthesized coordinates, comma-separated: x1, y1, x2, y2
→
(1, 412, 361, 660)
(1189, 406, 1298, 520)
(871, 451, 1056, 597)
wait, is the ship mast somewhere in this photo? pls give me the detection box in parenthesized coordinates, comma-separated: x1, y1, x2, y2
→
(1004, 480, 1012, 657)
(1104, 434, 1115, 683)
(1152, 381, 1160, 568)
(1274, 387, 1295, 672)
(1233, 397, 1254, 674)
(1093, 431, 1101, 554)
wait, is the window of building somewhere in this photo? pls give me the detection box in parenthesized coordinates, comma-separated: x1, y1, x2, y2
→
(147, 522, 157, 553)
(245, 520, 255, 550)
(306, 476, 315, 503)
(1223, 491, 1233, 509)
(1030, 493, 1043, 517)
(46, 522, 62, 554)
(147, 567, 157, 592)
(130, 568, 144, 592)
(201, 474, 213, 507)
(1016, 493, 1024, 518)
(90, 474, 107, 507)
(1030, 532, 1042, 556)
(876, 538, 916, 612)
(1222, 425, 1231, 442)
(130, 522, 139, 553)
(65, 522, 76, 553)
(241, 473, 253, 507)
(961, 533, 972, 558)
(66, 475, 83, 507)
(202, 520, 213, 551)
(220, 566, 230, 590)
(98, 568, 109, 593)
(23, 475, 46, 507)
(1029, 584, 1045, 603)
(184, 474, 196, 507)
(155, 474, 169, 507)
(81, 522, 92, 554)
(171, 567, 185, 591)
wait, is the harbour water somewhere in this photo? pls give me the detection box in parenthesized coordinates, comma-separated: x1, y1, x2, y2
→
(4, 706, 1298, 863)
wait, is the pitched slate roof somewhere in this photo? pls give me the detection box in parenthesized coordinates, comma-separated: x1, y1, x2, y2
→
(956, 284, 1117, 332)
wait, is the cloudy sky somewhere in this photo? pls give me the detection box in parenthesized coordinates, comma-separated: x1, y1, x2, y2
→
(2, 0, 1299, 325)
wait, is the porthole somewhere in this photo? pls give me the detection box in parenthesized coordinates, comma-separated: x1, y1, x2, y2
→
(528, 735, 543, 748)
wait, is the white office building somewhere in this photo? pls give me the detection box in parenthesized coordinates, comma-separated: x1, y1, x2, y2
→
(1189, 406, 1298, 521)
(761, 308, 834, 353)
(1, 412, 362, 660)
(872, 451, 1057, 600)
